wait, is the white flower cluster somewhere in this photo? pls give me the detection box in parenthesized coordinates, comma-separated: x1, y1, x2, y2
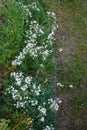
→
(6, 76, 48, 112)
(49, 97, 62, 111)
(10, 72, 24, 86)
(50, 100, 59, 111)
(58, 48, 63, 53)
(22, 5, 32, 17)
(6, 72, 33, 108)
(11, 72, 32, 88)
(47, 11, 57, 40)
(12, 19, 54, 65)
(19, 1, 40, 16)
(38, 106, 47, 123)
(43, 124, 54, 130)
(11, 4, 56, 66)
(12, 20, 40, 65)
(31, 84, 41, 96)
(47, 12, 56, 20)
(6, 72, 44, 108)
(29, 99, 38, 106)
(38, 106, 46, 116)
(6, 1, 58, 129)
(28, 2, 40, 11)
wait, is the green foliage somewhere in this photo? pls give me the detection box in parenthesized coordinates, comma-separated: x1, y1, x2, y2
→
(0, 0, 26, 66)
(0, 119, 10, 130)
(0, 0, 57, 130)
(11, 111, 32, 130)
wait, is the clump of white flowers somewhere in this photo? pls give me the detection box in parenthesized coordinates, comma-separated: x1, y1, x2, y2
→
(6, 0, 58, 129)
(38, 107, 47, 116)
(27, 2, 40, 11)
(43, 124, 55, 130)
(12, 18, 54, 65)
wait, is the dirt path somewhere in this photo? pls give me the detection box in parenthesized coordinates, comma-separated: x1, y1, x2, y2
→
(55, 16, 77, 130)
(54, 1, 87, 130)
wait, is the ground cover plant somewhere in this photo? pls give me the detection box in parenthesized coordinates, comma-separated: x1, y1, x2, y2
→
(0, 0, 60, 130)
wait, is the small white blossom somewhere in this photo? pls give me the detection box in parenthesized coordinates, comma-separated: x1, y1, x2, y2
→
(69, 85, 73, 88)
(40, 117, 44, 122)
(58, 100, 62, 104)
(57, 82, 64, 87)
(50, 100, 59, 111)
(25, 76, 32, 85)
(31, 100, 38, 106)
(21, 84, 28, 91)
(58, 48, 63, 52)
(48, 99, 53, 104)
(39, 107, 46, 116)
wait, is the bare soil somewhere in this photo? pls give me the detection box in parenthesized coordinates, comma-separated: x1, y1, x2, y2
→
(54, 3, 87, 130)
(55, 27, 87, 130)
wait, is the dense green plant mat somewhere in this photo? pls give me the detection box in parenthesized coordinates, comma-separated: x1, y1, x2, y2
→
(0, 0, 59, 130)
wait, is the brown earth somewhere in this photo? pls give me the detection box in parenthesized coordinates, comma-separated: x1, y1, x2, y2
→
(54, 2, 87, 130)
(55, 35, 87, 129)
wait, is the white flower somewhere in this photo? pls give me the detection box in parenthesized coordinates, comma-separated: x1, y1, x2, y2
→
(21, 84, 28, 91)
(43, 102, 46, 105)
(69, 85, 73, 88)
(43, 50, 49, 56)
(34, 90, 40, 96)
(43, 124, 54, 130)
(16, 80, 22, 86)
(50, 100, 59, 111)
(31, 100, 38, 106)
(10, 72, 23, 86)
(58, 100, 62, 104)
(48, 31, 54, 39)
(20, 102, 25, 108)
(12, 94, 17, 100)
(38, 106, 41, 110)
(58, 48, 63, 52)
(19, 96, 22, 101)
(55, 103, 59, 111)
(39, 107, 46, 116)
(48, 99, 53, 104)
(43, 125, 51, 130)
(32, 84, 36, 89)
(40, 117, 44, 122)
(16, 101, 25, 108)
(25, 76, 32, 85)
(57, 82, 64, 87)
(40, 64, 44, 68)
